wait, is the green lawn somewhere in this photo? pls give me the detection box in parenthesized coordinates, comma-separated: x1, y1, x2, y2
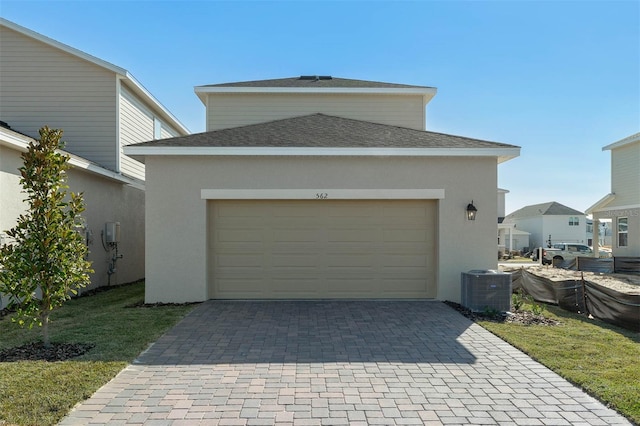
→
(478, 304, 640, 425)
(0, 282, 195, 426)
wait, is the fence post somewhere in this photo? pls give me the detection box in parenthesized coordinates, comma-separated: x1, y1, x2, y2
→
(581, 271, 589, 316)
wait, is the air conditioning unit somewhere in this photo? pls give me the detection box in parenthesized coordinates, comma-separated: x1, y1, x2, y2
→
(461, 270, 512, 313)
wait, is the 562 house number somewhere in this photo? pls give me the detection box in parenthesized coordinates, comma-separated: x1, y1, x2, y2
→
(315, 193, 328, 199)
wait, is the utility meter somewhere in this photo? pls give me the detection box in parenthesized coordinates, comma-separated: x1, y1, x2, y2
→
(105, 222, 121, 243)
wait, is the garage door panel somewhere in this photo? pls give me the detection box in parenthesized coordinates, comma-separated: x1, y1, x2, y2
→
(382, 229, 427, 242)
(272, 204, 321, 217)
(216, 254, 264, 268)
(271, 279, 321, 295)
(272, 228, 321, 242)
(382, 254, 427, 267)
(217, 203, 265, 217)
(325, 279, 375, 294)
(271, 254, 319, 267)
(327, 229, 376, 242)
(217, 229, 264, 243)
(326, 254, 375, 268)
(209, 200, 436, 299)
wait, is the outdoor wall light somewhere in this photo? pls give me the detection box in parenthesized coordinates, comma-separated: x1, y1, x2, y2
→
(466, 201, 478, 221)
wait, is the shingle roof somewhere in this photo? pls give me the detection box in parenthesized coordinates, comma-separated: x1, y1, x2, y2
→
(131, 113, 517, 149)
(200, 76, 434, 89)
(506, 202, 584, 218)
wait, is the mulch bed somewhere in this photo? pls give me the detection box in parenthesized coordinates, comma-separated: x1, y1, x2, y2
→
(0, 342, 94, 362)
(445, 301, 561, 326)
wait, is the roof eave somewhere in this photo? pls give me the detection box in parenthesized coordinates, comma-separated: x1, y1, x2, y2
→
(602, 132, 640, 151)
(194, 86, 438, 106)
(0, 127, 144, 189)
(124, 146, 520, 164)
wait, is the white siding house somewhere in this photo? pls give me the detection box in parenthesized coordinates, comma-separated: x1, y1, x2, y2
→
(587, 133, 640, 257)
(0, 18, 189, 305)
(503, 201, 587, 249)
(127, 76, 520, 304)
(0, 18, 189, 182)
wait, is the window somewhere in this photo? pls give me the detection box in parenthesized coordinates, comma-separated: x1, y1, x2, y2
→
(569, 216, 580, 226)
(617, 217, 628, 247)
(153, 117, 162, 140)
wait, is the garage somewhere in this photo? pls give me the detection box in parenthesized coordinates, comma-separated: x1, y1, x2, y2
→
(208, 199, 437, 299)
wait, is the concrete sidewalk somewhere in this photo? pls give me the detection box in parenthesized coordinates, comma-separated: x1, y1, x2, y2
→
(60, 301, 631, 425)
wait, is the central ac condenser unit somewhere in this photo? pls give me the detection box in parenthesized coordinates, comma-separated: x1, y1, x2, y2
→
(461, 270, 512, 312)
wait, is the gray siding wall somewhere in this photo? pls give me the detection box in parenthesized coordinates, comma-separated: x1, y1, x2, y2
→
(611, 143, 640, 207)
(205, 93, 426, 131)
(119, 84, 185, 181)
(0, 26, 118, 170)
(119, 85, 152, 180)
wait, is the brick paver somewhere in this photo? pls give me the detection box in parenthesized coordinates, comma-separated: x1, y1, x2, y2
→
(60, 301, 631, 425)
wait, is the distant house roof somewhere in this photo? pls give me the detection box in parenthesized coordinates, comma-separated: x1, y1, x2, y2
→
(0, 18, 190, 136)
(194, 76, 437, 105)
(125, 113, 520, 163)
(507, 202, 584, 219)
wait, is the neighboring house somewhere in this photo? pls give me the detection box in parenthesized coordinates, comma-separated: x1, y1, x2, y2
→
(125, 76, 520, 304)
(587, 132, 640, 257)
(503, 201, 587, 249)
(497, 188, 531, 256)
(0, 18, 189, 304)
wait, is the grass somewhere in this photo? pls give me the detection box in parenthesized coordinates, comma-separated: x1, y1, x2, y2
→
(478, 303, 640, 424)
(0, 282, 195, 426)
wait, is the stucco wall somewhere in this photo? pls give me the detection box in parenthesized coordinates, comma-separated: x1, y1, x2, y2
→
(144, 155, 498, 304)
(0, 145, 144, 309)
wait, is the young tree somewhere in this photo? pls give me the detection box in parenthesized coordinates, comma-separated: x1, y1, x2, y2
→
(0, 126, 93, 347)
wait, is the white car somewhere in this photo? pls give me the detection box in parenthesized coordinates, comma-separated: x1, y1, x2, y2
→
(544, 243, 593, 266)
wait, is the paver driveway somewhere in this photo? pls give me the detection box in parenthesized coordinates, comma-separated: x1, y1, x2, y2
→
(60, 301, 631, 425)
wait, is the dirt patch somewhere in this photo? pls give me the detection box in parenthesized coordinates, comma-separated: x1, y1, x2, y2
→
(0, 341, 94, 362)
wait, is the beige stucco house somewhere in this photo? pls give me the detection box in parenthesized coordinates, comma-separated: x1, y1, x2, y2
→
(0, 18, 189, 305)
(126, 76, 520, 304)
(587, 132, 640, 257)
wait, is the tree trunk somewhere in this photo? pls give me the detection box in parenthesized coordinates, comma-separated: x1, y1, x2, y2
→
(42, 311, 50, 348)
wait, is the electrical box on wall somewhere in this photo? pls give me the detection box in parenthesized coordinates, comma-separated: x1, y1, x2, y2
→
(105, 222, 121, 243)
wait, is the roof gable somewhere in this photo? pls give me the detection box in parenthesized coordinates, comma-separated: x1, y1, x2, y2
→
(507, 201, 584, 219)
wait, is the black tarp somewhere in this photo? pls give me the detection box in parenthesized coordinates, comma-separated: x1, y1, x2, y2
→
(614, 257, 640, 274)
(513, 269, 640, 332)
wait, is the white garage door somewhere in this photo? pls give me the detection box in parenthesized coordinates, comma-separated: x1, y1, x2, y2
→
(208, 200, 436, 299)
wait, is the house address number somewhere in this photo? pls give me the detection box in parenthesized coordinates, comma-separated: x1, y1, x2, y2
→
(315, 193, 328, 199)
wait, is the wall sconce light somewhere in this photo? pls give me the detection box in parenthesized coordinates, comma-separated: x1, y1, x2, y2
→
(466, 201, 478, 221)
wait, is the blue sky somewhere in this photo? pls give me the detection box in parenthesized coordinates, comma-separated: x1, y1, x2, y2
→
(2, 0, 638, 215)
